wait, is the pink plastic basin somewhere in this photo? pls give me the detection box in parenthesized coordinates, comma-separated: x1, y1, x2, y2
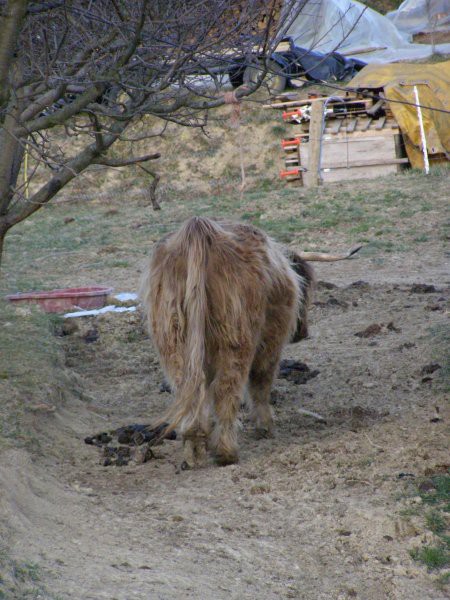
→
(6, 286, 113, 313)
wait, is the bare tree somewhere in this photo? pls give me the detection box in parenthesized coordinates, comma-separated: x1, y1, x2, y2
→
(0, 0, 306, 265)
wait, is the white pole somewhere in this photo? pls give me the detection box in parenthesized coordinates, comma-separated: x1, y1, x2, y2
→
(413, 85, 429, 175)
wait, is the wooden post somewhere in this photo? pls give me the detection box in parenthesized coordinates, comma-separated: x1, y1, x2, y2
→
(304, 99, 326, 188)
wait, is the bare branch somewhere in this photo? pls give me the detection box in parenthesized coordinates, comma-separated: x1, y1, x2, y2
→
(0, 0, 312, 263)
(26, 2, 64, 14)
(93, 153, 161, 167)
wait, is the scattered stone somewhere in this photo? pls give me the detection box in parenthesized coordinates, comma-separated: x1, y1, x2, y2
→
(159, 379, 172, 393)
(425, 303, 444, 312)
(397, 342, 416, 351)
(362, 382, 376, 389)
(348, 280, 370, 289)
(317, 280, 337, 290)
(420, 363, 441, 375)
(410, 283, 437, 294)
(354, 323, 383, 338)
(386, 321, 401, 333)
(83, 328, 99, 343)
(314, 296, 348, 309)
(327, 296, 348, 308)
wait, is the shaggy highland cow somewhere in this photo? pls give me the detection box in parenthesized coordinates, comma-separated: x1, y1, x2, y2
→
(140, 217, 314, 468)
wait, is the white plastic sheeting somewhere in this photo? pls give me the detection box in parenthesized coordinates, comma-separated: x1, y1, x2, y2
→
(286, 0, 450, 63)
(64, 305, 137, 318)
(113, 292, 138, 302)
(387, 0, 450, 37)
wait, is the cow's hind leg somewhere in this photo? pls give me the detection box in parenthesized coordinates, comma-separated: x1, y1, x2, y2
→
(179, 395, 211, 470)
(182, 431, 208, 470)
(248, 315, 288, 438)
(159, 341, 210, 470)
(210, 349, 252, 466)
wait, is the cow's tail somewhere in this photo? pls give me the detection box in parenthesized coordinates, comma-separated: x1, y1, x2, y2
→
(161, 217, 219, 436)
(288, 251, 315, 342)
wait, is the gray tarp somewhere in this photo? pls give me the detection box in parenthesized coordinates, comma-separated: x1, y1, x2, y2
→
(387, 0, 450, 37)
(286, 0, 450, 63)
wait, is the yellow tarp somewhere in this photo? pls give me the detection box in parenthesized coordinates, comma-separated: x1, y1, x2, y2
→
(349, 61, 450, 169)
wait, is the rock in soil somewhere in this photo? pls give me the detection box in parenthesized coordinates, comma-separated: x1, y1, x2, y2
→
(354, 323, 383, 338)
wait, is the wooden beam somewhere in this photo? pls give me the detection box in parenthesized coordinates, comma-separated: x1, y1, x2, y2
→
(375, 116, 387, 130)
(330, 119, 343, 134)
(322, 157, 409, 169)
(303, 98, 326, 188)
(346, 118, 357, 133)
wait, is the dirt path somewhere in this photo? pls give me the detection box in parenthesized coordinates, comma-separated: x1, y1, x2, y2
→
(2, 258, 448, 600)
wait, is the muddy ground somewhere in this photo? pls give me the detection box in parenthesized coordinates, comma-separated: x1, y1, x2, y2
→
(1, 254, 448, 599)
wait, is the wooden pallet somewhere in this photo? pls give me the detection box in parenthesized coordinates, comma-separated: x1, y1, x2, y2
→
(289, 115, 400, 136)
(277, 94, 409, 185)
(299, 129, 408, 183)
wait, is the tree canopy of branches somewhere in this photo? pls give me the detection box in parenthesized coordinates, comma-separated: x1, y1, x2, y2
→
(0, 0, 305, 265)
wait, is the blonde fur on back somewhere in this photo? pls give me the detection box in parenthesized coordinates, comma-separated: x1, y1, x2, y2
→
(140, 217, 313, 467)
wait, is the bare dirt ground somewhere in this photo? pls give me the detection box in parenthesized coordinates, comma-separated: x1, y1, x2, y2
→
(1, 249, 448, 599)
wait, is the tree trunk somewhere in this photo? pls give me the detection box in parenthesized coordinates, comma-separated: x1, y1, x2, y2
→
(0, 221, 8, 269)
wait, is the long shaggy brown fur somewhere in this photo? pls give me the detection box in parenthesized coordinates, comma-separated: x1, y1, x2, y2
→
(140, 217, 314, 468)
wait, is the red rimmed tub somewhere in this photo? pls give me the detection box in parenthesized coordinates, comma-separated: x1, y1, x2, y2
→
(6, 286, 113, 313)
